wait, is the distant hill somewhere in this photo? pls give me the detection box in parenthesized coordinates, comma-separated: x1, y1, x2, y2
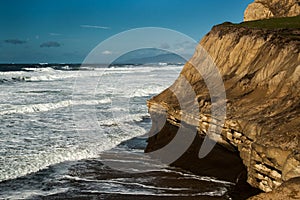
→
(117, 53, 186, 65)
(111, 48, 187, 65)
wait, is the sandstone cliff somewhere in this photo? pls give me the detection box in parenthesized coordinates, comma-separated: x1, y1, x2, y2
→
(145, 16, 300, 195)
(244, 0, 300, 21)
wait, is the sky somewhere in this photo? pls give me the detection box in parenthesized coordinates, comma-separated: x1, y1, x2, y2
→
(0, 0, 253, 63)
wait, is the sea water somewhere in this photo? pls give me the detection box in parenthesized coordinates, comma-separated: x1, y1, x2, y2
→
(0, 64, 234, 199)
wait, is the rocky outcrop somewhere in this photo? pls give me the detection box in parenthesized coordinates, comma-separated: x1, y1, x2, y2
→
(244, 0, 300, 21)
(145, 19, 300, 194)
(248, 177, 300, 199)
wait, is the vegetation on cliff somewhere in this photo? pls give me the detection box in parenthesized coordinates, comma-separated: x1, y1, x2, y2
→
(238, 15, 300, 29)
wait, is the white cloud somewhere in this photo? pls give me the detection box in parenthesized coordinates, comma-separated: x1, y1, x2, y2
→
(80, 25, 110, 29)
(49, 33, 61, 36)
(175, 47, 185, 53)
(102, 50, 113, 55)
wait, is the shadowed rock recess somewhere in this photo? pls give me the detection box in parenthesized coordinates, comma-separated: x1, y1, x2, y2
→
(145, 16, 300, 196)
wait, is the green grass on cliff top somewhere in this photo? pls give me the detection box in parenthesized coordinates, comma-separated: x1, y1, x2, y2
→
(236, 15, 300, 29)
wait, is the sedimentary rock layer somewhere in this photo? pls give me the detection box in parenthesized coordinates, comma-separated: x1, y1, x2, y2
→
(248, 177, 300, 199)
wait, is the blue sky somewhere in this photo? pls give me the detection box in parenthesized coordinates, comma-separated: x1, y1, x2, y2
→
(0, 0, 252, 63)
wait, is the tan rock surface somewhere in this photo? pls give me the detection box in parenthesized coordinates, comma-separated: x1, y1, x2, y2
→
(248, 177, 300, 199)
(244, 0, 300, 21)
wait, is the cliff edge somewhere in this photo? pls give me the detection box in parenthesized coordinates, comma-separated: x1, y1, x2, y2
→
(145, 15, 300, 196)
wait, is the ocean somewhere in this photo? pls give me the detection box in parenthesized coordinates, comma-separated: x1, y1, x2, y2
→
(0, 64, 237, 199)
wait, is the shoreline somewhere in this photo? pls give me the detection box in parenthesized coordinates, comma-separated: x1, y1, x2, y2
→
(1, 136, 253, 199)
(145, 121, 262, 199)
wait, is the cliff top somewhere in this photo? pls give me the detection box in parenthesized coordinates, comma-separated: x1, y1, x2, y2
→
(238, 15, 300, 29)
(212, 16, 300, 42)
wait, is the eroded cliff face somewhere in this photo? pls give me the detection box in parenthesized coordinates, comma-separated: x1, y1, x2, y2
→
(146, 23, 300, 193)
(244, 0, 300, 21)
